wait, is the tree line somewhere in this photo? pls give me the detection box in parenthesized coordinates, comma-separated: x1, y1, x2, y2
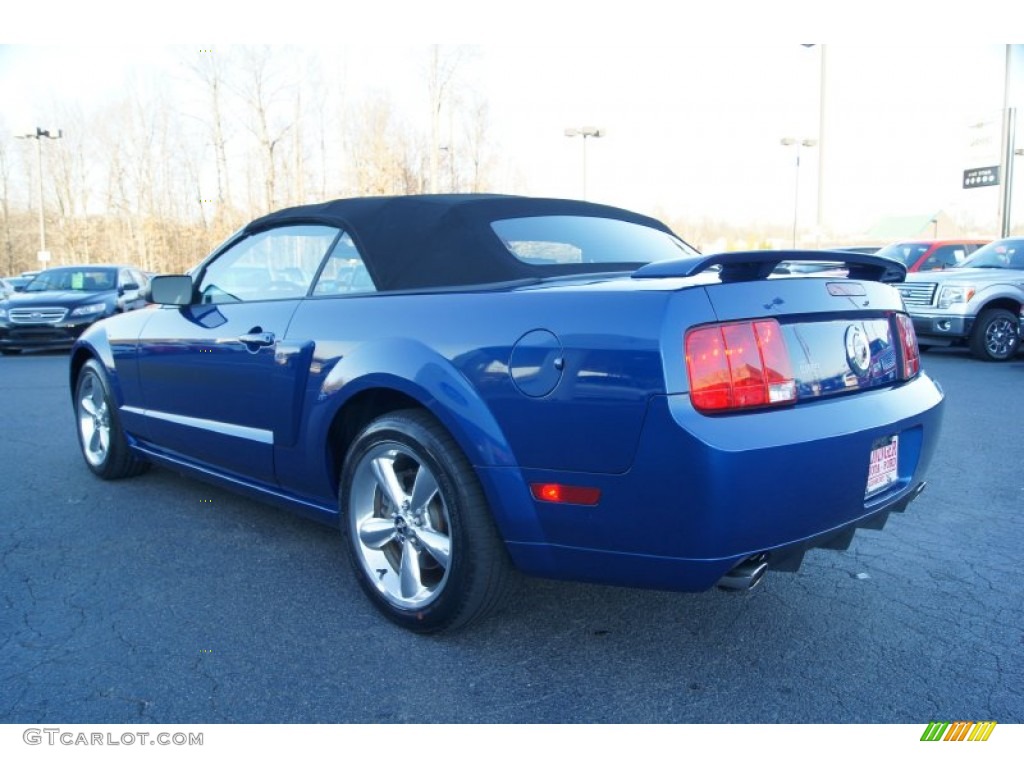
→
(0, 46, 497, 277)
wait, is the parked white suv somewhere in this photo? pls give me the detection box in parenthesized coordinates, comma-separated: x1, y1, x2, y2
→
(900, 237, 1024, 361)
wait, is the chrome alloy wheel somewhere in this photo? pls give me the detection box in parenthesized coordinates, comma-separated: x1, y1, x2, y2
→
(77, 370, 111, 467)
(984, 316, 1018, 359)
(348, 442, 452, 610)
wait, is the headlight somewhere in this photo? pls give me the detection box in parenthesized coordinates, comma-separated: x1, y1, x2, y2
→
(938, 285, 975, 309)
(0, 307, 7, 320)
(70, 302, 108, 317)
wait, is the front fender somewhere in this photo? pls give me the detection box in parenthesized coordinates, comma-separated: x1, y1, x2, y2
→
(69, 327, 117, 403)
(968, 284, 1024, 314)
(70, 311, 154, 439)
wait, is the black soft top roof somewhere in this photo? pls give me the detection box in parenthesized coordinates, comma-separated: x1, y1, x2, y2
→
(244, 194, 676, 291)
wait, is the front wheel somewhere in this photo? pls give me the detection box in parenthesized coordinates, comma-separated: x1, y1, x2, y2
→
(340, 409, 512, 633)
(969, 308, 1020, 361)
(74, 359, 149, 479)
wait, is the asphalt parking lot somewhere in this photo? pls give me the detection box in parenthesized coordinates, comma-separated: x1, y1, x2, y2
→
(1, 348, 1022, 724)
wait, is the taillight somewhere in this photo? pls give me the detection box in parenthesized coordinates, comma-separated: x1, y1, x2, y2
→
(684, 318, 796, 413)
(895, 313, 920, 379)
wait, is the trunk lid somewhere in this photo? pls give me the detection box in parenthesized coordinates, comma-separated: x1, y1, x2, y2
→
(649, 251, 914, 403)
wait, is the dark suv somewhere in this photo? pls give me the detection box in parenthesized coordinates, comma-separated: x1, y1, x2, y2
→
(0, 264, 149, 355)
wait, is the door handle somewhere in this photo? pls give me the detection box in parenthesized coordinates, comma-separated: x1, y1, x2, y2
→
(238, 332, 275, 348)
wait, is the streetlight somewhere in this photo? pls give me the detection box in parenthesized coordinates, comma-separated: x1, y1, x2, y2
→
(780, 137, 817, 249)
(564, 126, 603, 200)
(801, 44, 827, 246)
(15, 127, 63, 266)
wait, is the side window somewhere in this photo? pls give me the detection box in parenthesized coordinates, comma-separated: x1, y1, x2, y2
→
(312, 232, 377, 296)
(921, 246, 963, 271)
(198, 225, 339, 304)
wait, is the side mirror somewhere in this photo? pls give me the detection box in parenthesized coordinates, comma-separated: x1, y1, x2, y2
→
(118, 281, 140, 296)
(148, 275, 194, 306)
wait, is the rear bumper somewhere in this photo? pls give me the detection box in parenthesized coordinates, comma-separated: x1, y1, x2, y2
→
(491, 373, 944, 591)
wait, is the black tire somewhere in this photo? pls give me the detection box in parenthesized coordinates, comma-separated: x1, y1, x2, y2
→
(74, 359, 149, 479)
(1, 348, 22, 356)
(916, 344, 932, 353)
(339, 409, 512, 633)
(969, 308, 1020, 362)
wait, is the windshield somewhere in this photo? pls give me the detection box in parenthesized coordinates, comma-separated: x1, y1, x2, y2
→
(959, 239, 1024, 269)
(875, 242, 929, 267)
(25, 267, 117, 292)
(491, 216, 698, 267)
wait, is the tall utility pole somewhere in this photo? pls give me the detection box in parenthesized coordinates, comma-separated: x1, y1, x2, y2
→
(998, 45, 1017, 237)
(564, 126, 603, 200)
(15, 127, 63, 266)
(781, 137, 818, 248)
(816, 45, 827, 247)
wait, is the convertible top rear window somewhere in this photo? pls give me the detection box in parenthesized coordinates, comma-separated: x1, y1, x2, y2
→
(492, 216, 697, 266)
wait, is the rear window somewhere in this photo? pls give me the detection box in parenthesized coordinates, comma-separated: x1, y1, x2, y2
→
(491, 216, 697, 266)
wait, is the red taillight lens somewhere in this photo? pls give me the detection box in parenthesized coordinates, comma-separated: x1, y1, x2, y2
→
(895, 313, 920, 379)
(685, 319, 796, 413)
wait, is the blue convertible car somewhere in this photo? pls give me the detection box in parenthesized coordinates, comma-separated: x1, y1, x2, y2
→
(70, 194, 944, 632)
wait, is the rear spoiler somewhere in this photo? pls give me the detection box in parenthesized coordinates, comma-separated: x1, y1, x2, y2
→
(632, 250, 907, 284)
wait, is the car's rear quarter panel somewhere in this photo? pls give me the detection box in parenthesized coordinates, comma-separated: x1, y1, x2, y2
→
(277, 282, 721, 503)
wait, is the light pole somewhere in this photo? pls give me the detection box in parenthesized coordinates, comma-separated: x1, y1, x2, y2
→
(564, 126, 603, 200)
(780, 137, 817, 249)
(15, 127, 63, 266)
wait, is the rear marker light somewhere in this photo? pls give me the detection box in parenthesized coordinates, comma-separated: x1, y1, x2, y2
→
(685, 318, 796, 413)
(530, 483, 601, 506)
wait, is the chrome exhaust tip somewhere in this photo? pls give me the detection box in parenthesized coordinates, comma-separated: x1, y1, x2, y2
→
(893, 481, 927, 513)
(717, 554, 769, 591)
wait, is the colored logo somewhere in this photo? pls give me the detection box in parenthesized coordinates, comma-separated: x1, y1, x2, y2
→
(920, 721, 997, 742)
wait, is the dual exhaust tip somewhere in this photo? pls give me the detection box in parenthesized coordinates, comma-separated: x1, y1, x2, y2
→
(715, 481, 930, 592)
(717, 553, 769, 591)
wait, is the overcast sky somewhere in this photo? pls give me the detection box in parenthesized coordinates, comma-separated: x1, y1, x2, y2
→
(2, 7, 1022, 237)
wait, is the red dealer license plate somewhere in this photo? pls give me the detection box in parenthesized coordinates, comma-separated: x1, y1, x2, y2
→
(866, 435, 899, 496)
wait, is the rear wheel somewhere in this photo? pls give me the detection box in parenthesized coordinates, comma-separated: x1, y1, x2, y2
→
(340, 409, 511, 633)
(74, 359, 149, 479)
(969, 308, 1020, 361)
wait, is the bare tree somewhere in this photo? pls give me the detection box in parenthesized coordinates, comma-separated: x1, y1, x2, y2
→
(186, 48, 235, 223)
(232, 46, 296, 214)
(425, 46, 468, 194)
(0, 139, 18, 274)
(347, 95, 419, 196)
(462, 95, 493, 193)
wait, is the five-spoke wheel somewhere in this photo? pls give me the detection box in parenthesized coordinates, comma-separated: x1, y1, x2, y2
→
(77, 367, 112, 468)
(74, 360, 149, 479)
(340, 410, 511, 632)
(348, 441, 453, 610)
